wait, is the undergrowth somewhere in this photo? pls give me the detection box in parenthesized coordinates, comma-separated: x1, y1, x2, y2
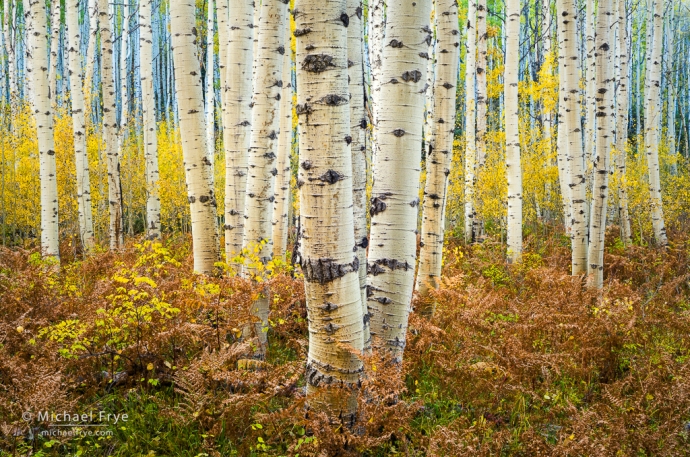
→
(0, 229, 689, 456)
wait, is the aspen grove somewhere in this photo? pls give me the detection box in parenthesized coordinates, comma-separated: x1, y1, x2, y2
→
(1, 0, 690, 454)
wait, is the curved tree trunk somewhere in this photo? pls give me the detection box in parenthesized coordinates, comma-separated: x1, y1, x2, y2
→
(169, 0, 220, 273)
(616, 0, 632, 245)
(367, 0, 431, 363)
(97, 0, 124, 250)
(140, 0, 161, 239)
(223, 0, 253, 266)
(271, 14, 292, 260)
(26, 0, 59, 261)
(644, 0, 667, 246)
(415, 0, 459, 315)
(295, 0, 364, 422)
(347, 0, 370, 350)
(587, 0, 614, 289)
(505, 0, 522, 263)
(66, 0, 95, 251)
(242, 0, 288, 354)
(464, 0, 477, 243)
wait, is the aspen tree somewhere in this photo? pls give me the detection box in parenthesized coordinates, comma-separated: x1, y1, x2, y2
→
(140, 0, 161, 239)
(415, 0, 459, 315)
(367, 0, 431, 362)
(223, 0, 253, 264)
(557, 0, 587, 275)
(644, 0, 668, 246)
(294, 0, 364, 420)
(48, 0, 59, 103)
(505, 0, 522, 263)
(242, 0, 288, 354)
(169, 0, 220, 273)
(66, 0, 95, 250)
(584, 0, 596, 173)
(205, 0, 215, 177)
(97, 0, 124, 249)
(117, 0, 130, 198)
(542, 0, 552, 151)
(4, 0, 16, 99)
(368, 0, 385, 136)
(25, 0, 59, 260)
(272, 11, 292, 259)
(476, 0, 488, 168)
(464, 0, 477, 243)
(587, 0, 615, 289)
(616, 0, 632, 244)
(85, 0, 97, 97)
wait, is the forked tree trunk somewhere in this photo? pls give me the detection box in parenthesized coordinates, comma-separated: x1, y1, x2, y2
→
(367, 0, 431, 363)
(587, 0, 615, 289)
(464, 0, 477, 243)
(294, 0, 364, 421)
(97, 0, 124, 250)
(26, 0, 59, 261)
(66, 0, 95, 251)
(616, 0, 632, 244)
(505, 0, 522, 263)
(347, 0, 370, 349)
(223, 0, 253, 265)
(140, 0, 161, 239)
(271, 14, 292, 260)
(169, 0, 220, 273)
(242, 0, 288, 354)
(415, 0, 459, 315)
(644, 0, 668, 246)
(557, 0, 587, 275)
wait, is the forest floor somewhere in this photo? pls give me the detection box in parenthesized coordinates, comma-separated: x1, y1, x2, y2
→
(0, 227, 689, 456)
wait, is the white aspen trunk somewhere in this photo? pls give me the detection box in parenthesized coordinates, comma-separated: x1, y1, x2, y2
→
(584, 0, 596, 176)
(368, 0, 385, 137)
(424, 8, 435, 153)
(26, 0, 59, 260)
(557, 0, 587, 275)
(542, 0, 552, 151)
(120, 0, 129, 132)
(97, 0, 124, 249)
(242, 0, 288, 354)
(643, 0, 667, 246)
(415, 0, 459, 315)
(66, 0, 95, 251)
(505, 0, 522, 263)
(84, 0, 97, 97)
(3, 0, 16, 99)
(48, 0, 59, 104)
(223, 0, 253, 265)
(476, 0, 488, 168)
(616, 0, 632, 244)
(140, 0, 161, 239)
(587, 0, 615, 289)
(169, 0, 220, 273)
(294, 0, 364, 421)
(347, 0, 370, 349)
(464, 0, 477, 243)
(367, 0, 431, 362)
(271, 11, 292, 260)
(205, 0, 215, 179)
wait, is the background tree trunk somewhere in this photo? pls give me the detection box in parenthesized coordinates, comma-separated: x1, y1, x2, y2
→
(616, 0, 632, 245)
(464, 0, 477, 243)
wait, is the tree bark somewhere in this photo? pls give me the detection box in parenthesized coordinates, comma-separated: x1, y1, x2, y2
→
(367, 0, 431, 363)
(169, 0, 220, 273)
(415, 0, 459, 315)
(464, 0, 477, 243)
(205, 0, 215, 183)
(476, 0, 488, 168)
(505, 0, 522, 263)
(26, 0, 59, 260)
(294, 0, 364, 421)
(616, 0, 632, 244)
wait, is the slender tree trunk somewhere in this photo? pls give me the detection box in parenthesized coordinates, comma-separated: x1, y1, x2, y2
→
(367, 0, 431, 363)
(205, 0, 215, 181)
(415, 0, 459, 315)
(26, 0, 59, 260)
(48, 0, 59, 104)
(346, 0, 370, 349)
(476, 0, 488, 168)
(584, 0, 596, 177)
(272, 10, 292, 259)
(242, 0, 288, 355)
(3, 0, 16, 99)
(464, 0, 477, 243)
(85, 0, 97, 98)
(587, 0, 615, 289)
(140, 0, 161, 239)
(169, 0, 220, 273)
(294, 0, 364, 421)
(67, 0, 95, 251)
(616, 0, 632, 244)
(644, 0, 667, 246)
(223, 0, 253, 265)
(542, 0, 552, 151)
(505, 0, 522, 263)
